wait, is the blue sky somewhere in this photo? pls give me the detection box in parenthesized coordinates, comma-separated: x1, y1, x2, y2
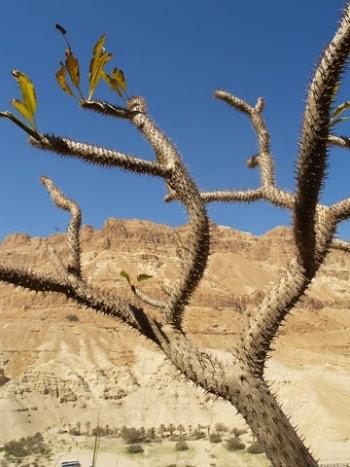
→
(1, 0, 350, 240)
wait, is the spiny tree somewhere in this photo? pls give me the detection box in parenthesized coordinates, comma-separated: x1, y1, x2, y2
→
(1, 5, 350, 467)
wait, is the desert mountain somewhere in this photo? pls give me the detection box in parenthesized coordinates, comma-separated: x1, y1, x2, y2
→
(0, 218, 349, 461)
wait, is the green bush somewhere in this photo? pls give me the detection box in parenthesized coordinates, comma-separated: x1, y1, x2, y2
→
(224, 437, 245, 451)
(214, 422, 229, 433)
(191, 429, 206, 440)
(126, 444, 144, 454)
(175, 440, 189, 451)
(247, 441, 265, 454)
(209, 432, 222, 443)
(231, 427, 247, 437)
(120, 427, 143, 444)
(66, 313, 79, 322)
(3, 432, 51, 461)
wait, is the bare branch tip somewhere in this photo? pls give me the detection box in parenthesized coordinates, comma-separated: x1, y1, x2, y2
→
(255, 97, 265, 112)
(213, 89, 225, 100)
(40, 175, 50, 186)
(246, 154, 260, 168)
(127, 96, 148, 114)
(164, 190, 176, 203)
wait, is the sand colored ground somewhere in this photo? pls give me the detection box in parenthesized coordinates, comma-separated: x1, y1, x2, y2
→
(0, 221, 350, 465)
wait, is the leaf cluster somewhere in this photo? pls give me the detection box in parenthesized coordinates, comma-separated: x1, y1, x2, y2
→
(55, 24, 127, 102)
(120, 270, 153, 288)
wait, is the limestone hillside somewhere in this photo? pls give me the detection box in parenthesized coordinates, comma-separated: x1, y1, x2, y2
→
(0, 218, 349, 461)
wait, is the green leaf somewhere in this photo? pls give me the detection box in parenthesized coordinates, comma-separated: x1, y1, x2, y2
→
(101, 71, 123, 98)
(11, 99, 33, 126)
(137, 273, 153, 282)
(55, 62, 74, 97)
(111, 68, 127, 93)
(88, 34, 113, 99)
(65, 48, 80, 89)
(11, 70, 37, 128)
(332, 100, 350, 119)
(120, 270, 131, 285)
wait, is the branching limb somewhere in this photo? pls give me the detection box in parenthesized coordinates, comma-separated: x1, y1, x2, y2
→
(329, 197, 350, 221)
(295, 6, 350, 277)
(240, 210, 337, 379)
(166, 182, 295, 209)
(214, 91, 275, 187)
(0, 262, 165, 344)
(239, 4, 350, 378)
(200, 188, 263, 203)
(0, 111, 43, 140)
(132, 286, 166, 309)
(198, 186, 295, 210)
(125, 96, 210, 330)
(166, 187, 263, 204)
(161, 327, 317, 467)
(80, 100, 136, 120)
(328, 134, 350, 148)
(29, 134, 171, 177)
(332, 238, 350, 252)
(41, 176, 82, 277)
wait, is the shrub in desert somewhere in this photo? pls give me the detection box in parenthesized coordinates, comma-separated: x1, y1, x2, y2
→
(3, 432, 51, 462)
(120, 427, 143, 444)
(126, 444, 144, 454)
(209, 432, 222, 443)
(231, 427, 248, 438)
(65, 313, 79, 322)
(175, 440, 189, 451)
(214, 422, 229, 433)
(191, 429, 206, 440)
(224, 436, 245, 451)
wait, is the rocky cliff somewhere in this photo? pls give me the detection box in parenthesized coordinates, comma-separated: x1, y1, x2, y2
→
(0, 219, 349, 461)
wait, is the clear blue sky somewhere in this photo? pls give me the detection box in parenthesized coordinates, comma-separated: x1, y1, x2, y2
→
(1, 0, 350, 240)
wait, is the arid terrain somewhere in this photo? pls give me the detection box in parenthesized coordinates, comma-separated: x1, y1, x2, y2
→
(0, 218, 349, 465)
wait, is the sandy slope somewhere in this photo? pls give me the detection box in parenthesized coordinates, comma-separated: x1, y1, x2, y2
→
(0, 220, 349, 464)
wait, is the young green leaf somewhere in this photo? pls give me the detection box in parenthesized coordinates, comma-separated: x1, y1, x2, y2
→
(65, 48, 80, 89)
(120, 270, 131, 285)
(10, 99, 33, 126)
(11, 70, 37, 128)
(137, 273, 153, 282)
(55, 62, 74, 96)
(111, 68, 127, 93)
(101, 70, 123, 97)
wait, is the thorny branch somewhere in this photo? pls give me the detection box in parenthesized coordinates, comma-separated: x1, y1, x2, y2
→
(41, 176, 82, 277)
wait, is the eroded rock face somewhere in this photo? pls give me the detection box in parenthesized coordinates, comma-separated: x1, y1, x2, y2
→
(0, 219, 349, 460)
